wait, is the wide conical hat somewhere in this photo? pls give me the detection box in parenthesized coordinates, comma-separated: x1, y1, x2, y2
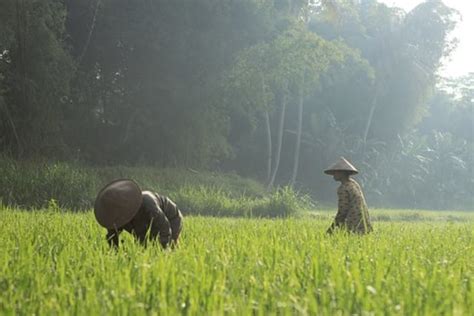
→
(94, 179, 142, 229)
(324, 157, 359, 175)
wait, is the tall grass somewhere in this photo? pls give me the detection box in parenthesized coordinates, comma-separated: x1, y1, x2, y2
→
(0, 157, 308, 217)
(174, 186, 312, 217)
(0, 157, 96, 209)
(0, 208, 472, 315)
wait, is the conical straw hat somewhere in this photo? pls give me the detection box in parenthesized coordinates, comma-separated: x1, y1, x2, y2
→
(94, 179, 142, 229)
(324, 157, 359, 175)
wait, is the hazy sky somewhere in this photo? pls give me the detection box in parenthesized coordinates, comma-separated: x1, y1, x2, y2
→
(379, 0, 473, 78)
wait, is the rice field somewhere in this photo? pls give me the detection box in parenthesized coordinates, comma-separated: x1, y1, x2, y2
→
(0, 208, 473, 315)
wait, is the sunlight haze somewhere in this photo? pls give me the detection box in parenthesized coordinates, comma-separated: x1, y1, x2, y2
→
(380, 0, 474, 78)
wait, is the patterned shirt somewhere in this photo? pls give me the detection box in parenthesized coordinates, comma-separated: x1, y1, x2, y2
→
(106, 191, 183, 248)
(328, 178, 372, 234)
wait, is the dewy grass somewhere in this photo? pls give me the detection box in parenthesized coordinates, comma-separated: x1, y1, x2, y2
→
(0, 208, 472, 315)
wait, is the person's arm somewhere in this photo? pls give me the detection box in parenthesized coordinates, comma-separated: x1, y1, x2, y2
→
(160, 196, 183, 244)
(106, 229, 120, 248)
(141, 194, 172, 248)
(327, 187, 350, 234)
(152, 210, 172, 248)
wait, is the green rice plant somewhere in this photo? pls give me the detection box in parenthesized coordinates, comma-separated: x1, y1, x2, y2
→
(0, 208, 472, 315)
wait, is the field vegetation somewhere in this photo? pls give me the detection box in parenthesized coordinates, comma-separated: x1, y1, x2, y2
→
(0, 157, 312, 217)
(1, 158, 472, 315)
(0, 208, 472, 315)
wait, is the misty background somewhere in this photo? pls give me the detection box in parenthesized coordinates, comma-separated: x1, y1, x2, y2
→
(0, 0, 472, 210)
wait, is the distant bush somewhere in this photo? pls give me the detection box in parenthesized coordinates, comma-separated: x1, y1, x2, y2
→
(252, 187, 314, 217)
(0, 157, 309, 217)
(95, 166, 266, 198)
(173, 186, 312, 218)
(0, 157, 96, 209)
(172, 186, 251, 217)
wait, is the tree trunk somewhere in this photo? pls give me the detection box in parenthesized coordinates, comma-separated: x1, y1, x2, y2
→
(260, 75, 272, 182)
(264, 110, 272, 182)
(0, 98, 22, 154)
(78, 0, 101, 64)
(290, 82, 304, 186)
(267, 90, 287, 190)
(14, 0, 28, 156)
(363, 94, 377, 145)
(122, 110, 139, 144)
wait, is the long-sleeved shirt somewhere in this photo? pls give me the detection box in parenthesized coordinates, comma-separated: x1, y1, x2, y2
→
(328, 178, 372, 234)
(106, 191, 183, 248)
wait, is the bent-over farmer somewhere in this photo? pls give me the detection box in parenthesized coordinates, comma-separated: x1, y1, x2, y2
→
(94, 179, 183, 248)
(325, 157, 372, 234)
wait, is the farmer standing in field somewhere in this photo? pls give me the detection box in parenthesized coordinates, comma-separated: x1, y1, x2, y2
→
(94, 179, 183, 248)
(325, 157, 373, 234)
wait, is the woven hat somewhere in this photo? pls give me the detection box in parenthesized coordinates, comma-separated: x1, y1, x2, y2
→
(94, 179, 143, 229)
(324, 157, 359, 175)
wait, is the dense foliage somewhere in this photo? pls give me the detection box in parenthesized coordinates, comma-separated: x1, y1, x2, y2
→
(1, 210, 473, 314)
(0, 156, 312, 217)
(0, 0, 471, 209)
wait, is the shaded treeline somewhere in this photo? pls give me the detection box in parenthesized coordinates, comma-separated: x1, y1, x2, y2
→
(0, 0, 472, 209)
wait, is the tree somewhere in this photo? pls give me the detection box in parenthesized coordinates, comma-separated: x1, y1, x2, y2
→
(226, 22, 349, 187)
(278, 26, 345, 186)
(308, 0, 459, 142)
(0, 0, 75, 158)
(65, 0, 280, 166)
